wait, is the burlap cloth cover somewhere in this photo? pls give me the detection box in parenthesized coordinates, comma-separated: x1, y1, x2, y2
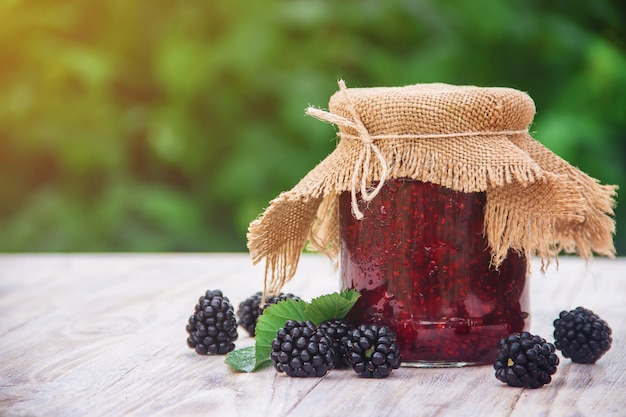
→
(248, 81, 617, 296)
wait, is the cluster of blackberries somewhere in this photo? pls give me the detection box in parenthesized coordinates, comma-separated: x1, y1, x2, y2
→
(185, 288, 613, 388)
(553, 306, 612, 364)
(270, 319, 401, 378)
(186, 290, 304, 356)
(185, 289, 402, 377)
(271, 320, 335, 377)
(494, 332, 559, 389)
(186, 290, 238, 355)
(343, 323, 402, 378)
(494, 306, 612, 389)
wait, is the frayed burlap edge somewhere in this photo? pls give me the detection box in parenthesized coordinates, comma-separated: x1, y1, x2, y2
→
(248, 131, 617, 296)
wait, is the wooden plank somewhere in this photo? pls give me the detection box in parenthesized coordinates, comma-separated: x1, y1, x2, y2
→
(0, 254, 624, 417)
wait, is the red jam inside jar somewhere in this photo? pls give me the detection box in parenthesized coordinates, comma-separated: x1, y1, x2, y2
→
(340, 179, 529, 366)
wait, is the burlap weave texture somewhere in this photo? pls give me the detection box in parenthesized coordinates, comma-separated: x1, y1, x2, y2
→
(248, 81, 617, 295)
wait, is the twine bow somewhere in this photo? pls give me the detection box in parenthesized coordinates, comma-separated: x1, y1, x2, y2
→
(306, 80, 388, 219)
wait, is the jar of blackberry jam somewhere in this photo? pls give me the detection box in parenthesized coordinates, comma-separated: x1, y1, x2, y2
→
(340, 179, 529, 367)
(248, 81, 616, 366)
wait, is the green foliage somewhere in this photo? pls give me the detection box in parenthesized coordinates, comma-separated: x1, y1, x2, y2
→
(0, 0, 624, 253)
(305, 289, 361, 325)
(225, 346, 270, 373)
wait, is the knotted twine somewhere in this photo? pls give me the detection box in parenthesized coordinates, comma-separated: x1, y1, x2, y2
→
(248, 80, 617, 296)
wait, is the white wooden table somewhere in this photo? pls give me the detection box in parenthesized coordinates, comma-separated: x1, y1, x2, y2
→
(1, 254, 624, 416)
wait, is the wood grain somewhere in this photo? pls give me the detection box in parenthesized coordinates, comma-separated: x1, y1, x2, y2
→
(0, 254, 624, 417)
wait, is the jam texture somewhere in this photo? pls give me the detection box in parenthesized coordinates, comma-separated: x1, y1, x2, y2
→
(340, 179, 529, 365)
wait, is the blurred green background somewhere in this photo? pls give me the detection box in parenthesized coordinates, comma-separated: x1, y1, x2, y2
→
(0, 0, 624, 254)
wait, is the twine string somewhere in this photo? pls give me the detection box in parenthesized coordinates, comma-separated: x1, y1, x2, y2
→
(305, 79, 529, 220)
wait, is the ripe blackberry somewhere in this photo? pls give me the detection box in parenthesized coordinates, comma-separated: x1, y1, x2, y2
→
(318, 319, 353, 368)
(494, 332, 559, 389)
(186, 289, 238, 355)
(236, 291, 302, 337)
(553, 306, 612, 364)
(344, 324, 401, 378)
(270, 320, 335, 377)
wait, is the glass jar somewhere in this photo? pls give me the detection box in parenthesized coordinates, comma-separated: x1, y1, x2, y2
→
(340, 179, 529, 367)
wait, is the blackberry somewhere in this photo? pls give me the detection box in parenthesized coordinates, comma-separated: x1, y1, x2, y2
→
(236, 291, 302, 337)
(186, 289, 238, 355)
(553, 306, 612, 364)
(344, 324, 401, 378)
(270, 320, 335, 377)
(318, 319, 353, 368)
(494, 332, 559, 389)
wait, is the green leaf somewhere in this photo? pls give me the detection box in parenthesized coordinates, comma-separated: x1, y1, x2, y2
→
(304, 289, 361, 325)
(225, 346, 273, 373)
(225, 346, 257, 373)
(232, 346, 273, 373)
